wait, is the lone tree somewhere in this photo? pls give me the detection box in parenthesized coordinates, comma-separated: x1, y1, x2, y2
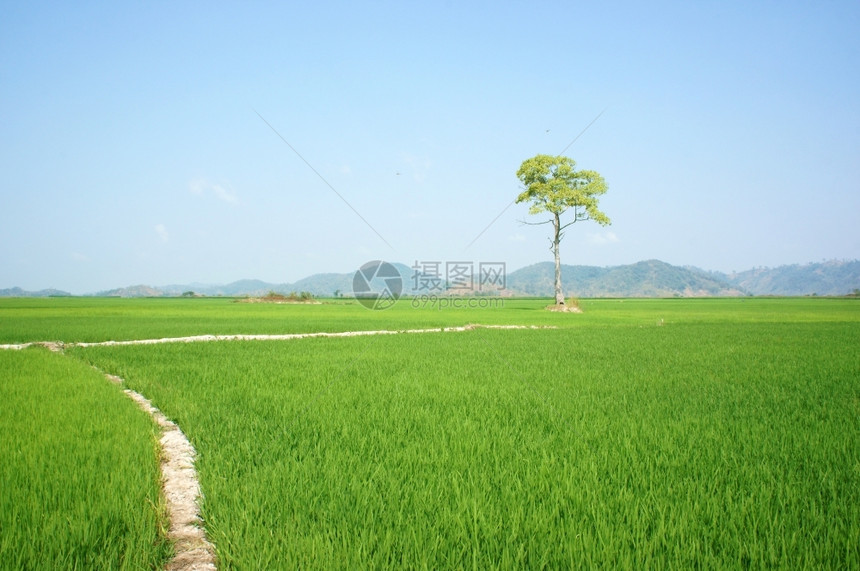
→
(516, 154, 610, 305)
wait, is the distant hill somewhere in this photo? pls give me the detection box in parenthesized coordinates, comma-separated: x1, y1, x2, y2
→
(94, 284, 164, 298)
(506, 260, 747, 297)
(158, 263, 424, 299)
(160, 279, 279, 297)
(83, 261, 752, 298)
(3, 259, 858, 298)
(158, 276, 355, 298)
(715, 260, 860, 296)
(0, 287, 72, 297)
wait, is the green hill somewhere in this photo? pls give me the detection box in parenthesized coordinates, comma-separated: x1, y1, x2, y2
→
(6, 259, 856, 298)
(507, 260, 747, 297)
(0, 287, 73, 297)
(718, 260, 860, 296)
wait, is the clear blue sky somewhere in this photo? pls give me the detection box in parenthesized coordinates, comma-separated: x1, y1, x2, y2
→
(2, 1, 858, 293)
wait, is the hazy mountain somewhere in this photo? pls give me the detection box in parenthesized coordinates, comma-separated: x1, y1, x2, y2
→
(289, 273, 353, 297)
(86, 261, 750, 299)
(0, 287, 72, 297)
(506, 260, 748, 298)
(94, 285, 164, 298)
(3, 260, 858, 298)
(206, 279, 278, 297)
(715, 260, 860, 296)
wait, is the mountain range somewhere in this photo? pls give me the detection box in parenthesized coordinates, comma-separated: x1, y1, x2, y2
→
(2, 259, 858, 298)
(0, 286, 73, 297)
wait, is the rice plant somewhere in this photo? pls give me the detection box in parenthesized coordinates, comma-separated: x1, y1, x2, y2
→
(69, 301, 860, 568)
(0, 348, 171, 570)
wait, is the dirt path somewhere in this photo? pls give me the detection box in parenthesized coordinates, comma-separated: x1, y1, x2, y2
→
(72, 324, 549, 347)
(105, 373, 217, 571)
(0, 341, 64, 351)
(0, 324, 551, 351)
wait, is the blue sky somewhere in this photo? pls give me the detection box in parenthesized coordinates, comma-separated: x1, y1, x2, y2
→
(2, 1, 858, 293)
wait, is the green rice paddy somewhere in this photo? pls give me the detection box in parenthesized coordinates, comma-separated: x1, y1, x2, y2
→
(1, 297, 858, 568)
(0, 348, 171, 569)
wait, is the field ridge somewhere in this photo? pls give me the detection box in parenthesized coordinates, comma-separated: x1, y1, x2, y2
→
(103, 372, 217, 571)
(0, 324, 553, 350)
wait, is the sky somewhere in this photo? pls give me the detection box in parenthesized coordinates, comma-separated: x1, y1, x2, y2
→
(1, 1, 858, 294)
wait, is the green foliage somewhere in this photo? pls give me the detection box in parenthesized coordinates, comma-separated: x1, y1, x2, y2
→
(0, 349, 171, 569)
(516, 154, 610, 225)
(65, 299, 860, 568)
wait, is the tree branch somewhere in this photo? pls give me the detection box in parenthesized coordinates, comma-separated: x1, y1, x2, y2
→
(559, 209, 590, 231)
(518, 218, 553, 226)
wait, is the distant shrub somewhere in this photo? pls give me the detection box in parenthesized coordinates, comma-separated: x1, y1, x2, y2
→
(262, 291, 314, 302)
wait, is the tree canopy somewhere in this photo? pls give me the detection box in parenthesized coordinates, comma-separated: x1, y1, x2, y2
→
(516, 154, 610, 225)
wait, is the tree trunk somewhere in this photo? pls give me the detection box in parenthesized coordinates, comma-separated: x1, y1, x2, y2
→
(553, 212, 564, 305)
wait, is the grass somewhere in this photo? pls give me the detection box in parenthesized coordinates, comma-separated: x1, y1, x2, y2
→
(64, 299, 860, 568)
(0, 348, 171, 570)
(1, 296, 857, 343)
(0, 296, 550, 343)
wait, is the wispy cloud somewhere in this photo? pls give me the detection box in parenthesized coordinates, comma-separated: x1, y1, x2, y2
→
(213, 184, 237, 203)
(155, 223, 169, 243)
(189, 179, 238, 203)
(508, 233, 527, 242)
(71, 251, 89, 262)
(587, 231, 620, 245)
(400, 153, 432, 183)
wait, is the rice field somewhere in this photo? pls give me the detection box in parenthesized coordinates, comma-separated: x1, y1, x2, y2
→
(1, 297, 858, 568)
(0, 348, 171, 569)
(45, 298, 859, 568)
(2, 296, 857, 343)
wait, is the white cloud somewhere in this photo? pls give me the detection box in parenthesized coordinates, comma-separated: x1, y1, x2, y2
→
(189, 179, 238, 203)
(508, 233, 527, 242)
(155, 224, 169, 243)
(400, 153, 432, 183)
(71, 251, 89, 262)
(212, 184, 237, 203)
(587, 231, 620, 245)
